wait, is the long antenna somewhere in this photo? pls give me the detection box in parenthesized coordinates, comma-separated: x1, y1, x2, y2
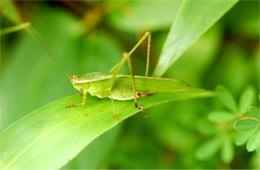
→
(27, 24, 71, 79)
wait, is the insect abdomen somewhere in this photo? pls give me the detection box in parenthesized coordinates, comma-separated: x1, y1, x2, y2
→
(109, 84, 135, 101)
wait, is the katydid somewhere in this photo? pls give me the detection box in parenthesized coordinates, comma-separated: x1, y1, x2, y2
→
(30, 26, 152, 120)
(69, 32, 152, 120)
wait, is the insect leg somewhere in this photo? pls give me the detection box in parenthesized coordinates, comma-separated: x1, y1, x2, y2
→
(66, 90, 87, 108)
(80, 90, 87, 106)
(110, 98, 121, 122)
(109, 32, 151, 83)
(127, 53, 148, 117)
(109, 32, 151, 117)
(145, 32, 151, 77)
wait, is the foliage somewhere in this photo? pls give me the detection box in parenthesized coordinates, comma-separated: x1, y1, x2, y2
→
(0, 0, 259, 169)
(196, 85, 258, 164)
(1, 83, 213, 169)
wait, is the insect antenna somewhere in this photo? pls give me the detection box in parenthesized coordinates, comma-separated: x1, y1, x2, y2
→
(71, 62, 79, 75)
(27, 25, 71, 79)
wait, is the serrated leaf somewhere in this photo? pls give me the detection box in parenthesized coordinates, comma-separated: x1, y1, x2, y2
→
(234, 119, 259, 131)
(249, 106, 260, 120)
(216, 85, 237, 112)
(235, 131, 254, 146)
(0, 77, 214, 169)
(208, 111, 235, 122)
(153, 0, 238, 76)
(220, 136, 234, 163)
(239, 86, 256, 113)
(195, 137, 221, 160)
(247, 128, 260, 152)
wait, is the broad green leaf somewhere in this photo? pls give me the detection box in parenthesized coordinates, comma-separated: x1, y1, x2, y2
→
(239, 86, 256, 113)
(153, 0, 238, 76)
(220, 135, 234, 163)
(195, 137, 221, 160)
(0, 77, 214, 169)
(0, 8, 82, 131)
(208, 111, 235, 123)
(234, 119, 259, 131)
(235, 131, 254, 146)
(108, 0, 182, 32)
(256, 146, 260, 156)
(166, 25, 222, 86)
(1, 0, 20, 23)
(249, 106, 260, 120)
(247, 128, 260, 152)
(216, 85, 237, 112)
(64, 125, 121, 169)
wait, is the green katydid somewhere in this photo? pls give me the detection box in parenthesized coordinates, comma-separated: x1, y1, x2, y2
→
(29, 26, 186, 121)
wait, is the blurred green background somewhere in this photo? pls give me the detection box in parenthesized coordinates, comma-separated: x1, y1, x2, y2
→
(0, 0, 259, 169)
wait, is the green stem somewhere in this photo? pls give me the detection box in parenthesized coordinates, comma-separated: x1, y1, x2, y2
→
(0, 22, 31, 36)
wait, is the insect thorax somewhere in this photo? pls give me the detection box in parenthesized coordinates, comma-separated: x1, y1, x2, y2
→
(71, 72, 113, 96)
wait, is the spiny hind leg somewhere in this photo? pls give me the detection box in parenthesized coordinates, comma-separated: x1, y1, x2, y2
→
(108, 32, 151, 117)
(110, 98, 121, 122)
(125, 52, 148, 118)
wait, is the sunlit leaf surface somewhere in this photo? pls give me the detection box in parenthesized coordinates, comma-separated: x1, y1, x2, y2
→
(153, 0, 238, 76)
(0, 76, 214, 169)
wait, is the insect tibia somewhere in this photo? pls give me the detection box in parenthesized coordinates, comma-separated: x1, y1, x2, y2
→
(144, 31, 151, 36)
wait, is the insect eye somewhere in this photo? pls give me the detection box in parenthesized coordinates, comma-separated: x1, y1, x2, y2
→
(71, 75, 76, 83)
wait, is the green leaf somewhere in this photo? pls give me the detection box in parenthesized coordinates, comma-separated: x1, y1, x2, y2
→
(195, 137, 221, 160)
(249, 106, 260, 120)
(1, 0, 20, 23)
(220, 135, 234, 163)
(216, 85, 237, 112)
(239, 86, 256, 113)
(153, 0, 238, 76)
(247, 128, 260, 152)
(208, 111, 235, 122)
(0, 77, 214, 169)
(256, 146, 260, 156)
(0, 8, 82, 131)
(234, 119, 259, 131)
(64, 125, 120, 169)
(235, 131, 254, 146)
(108, 0, 182, 32)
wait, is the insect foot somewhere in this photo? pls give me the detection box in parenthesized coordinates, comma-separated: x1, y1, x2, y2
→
(137, 91, 152, 98)
(135, 103, 148, 118)
(66, 104, 75, 108)
(113, 114, 122, 123)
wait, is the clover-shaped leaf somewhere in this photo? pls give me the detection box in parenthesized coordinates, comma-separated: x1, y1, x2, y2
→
(249, 106, 260, 120)
(195, 137, 221, 160)
(234, 119, 259, 131)
(246, 128, 260, 152)
(216, 85, 237, 112)
(239, 86, 256, 113)
(208, 111, 235, 123)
